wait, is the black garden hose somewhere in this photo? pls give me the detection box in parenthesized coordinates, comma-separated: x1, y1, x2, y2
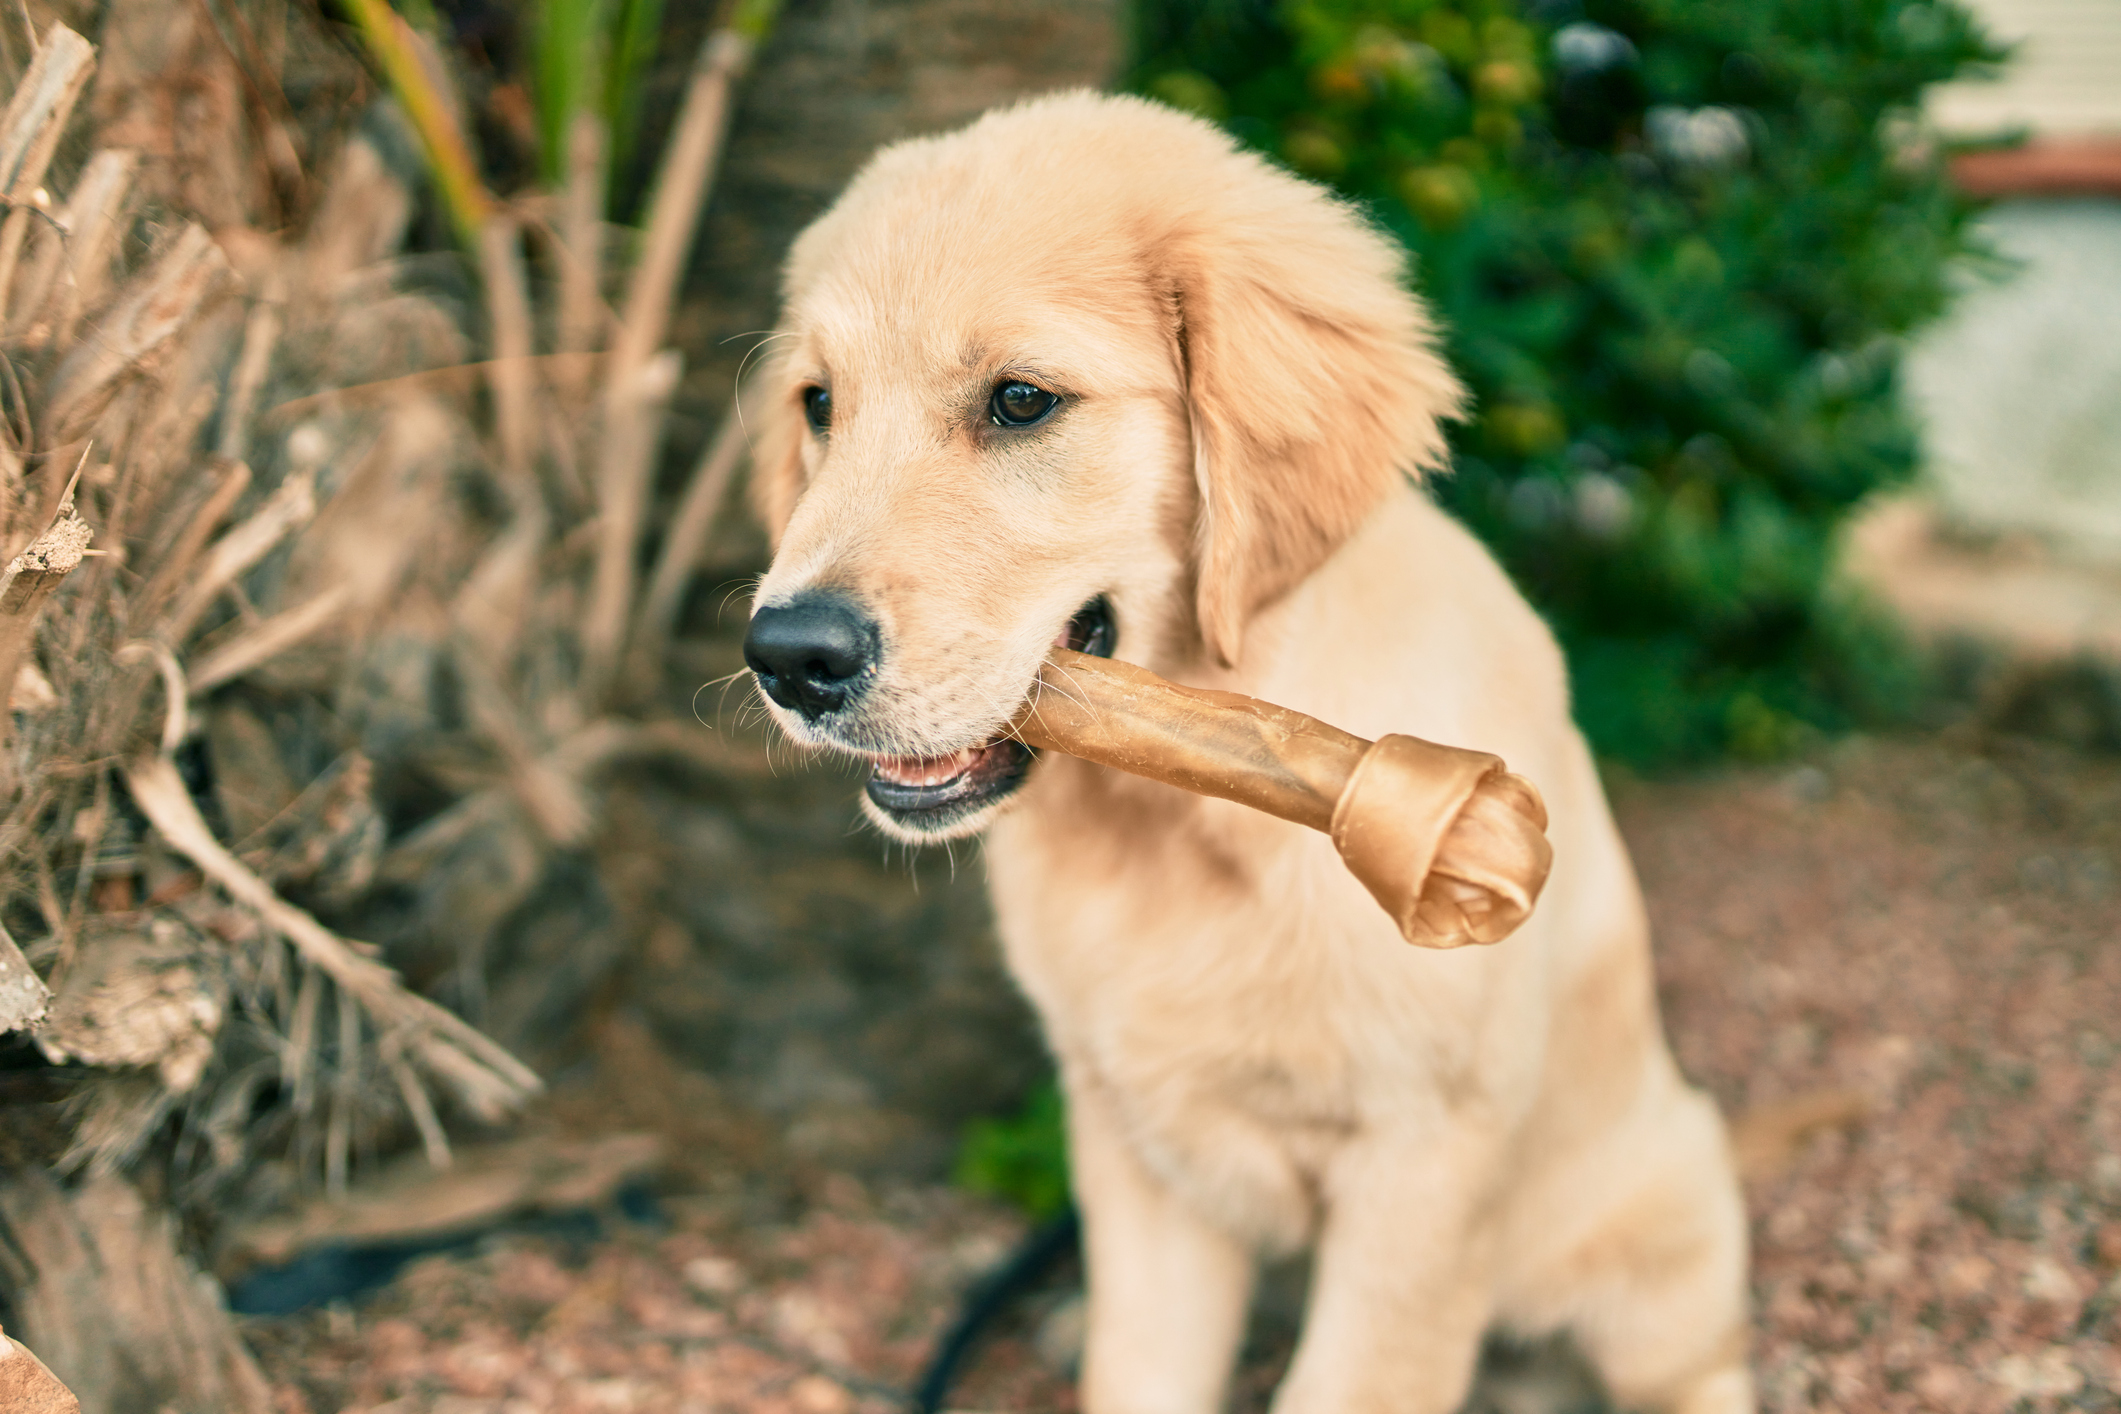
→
(909, 1206, 1082, 1413)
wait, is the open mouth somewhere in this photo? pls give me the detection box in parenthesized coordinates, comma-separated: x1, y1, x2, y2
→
(862, 596, 1114, 833)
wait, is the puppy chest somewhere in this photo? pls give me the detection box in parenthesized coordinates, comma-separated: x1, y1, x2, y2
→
(1109, 1045, 1363, 1250)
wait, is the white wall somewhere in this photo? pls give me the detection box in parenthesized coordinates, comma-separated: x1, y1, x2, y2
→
(1902, 199, 2121, 564)
(1928, 0, 2121, 137)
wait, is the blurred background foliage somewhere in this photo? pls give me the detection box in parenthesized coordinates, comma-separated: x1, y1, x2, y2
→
(1135, 0, 2002, 766)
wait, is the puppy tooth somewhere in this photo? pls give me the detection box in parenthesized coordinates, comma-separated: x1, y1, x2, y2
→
(875, 746, 983, 787)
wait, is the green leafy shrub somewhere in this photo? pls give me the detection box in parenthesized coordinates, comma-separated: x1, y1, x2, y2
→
(1132, 0, 2000, 764)
(953, 1081, 1071, 1219)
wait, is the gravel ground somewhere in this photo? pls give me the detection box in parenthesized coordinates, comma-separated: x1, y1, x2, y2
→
(1635, 732, 2121, 1412)
(243, 1181, 1042, 1414)
(247, 731, 2121, 1413)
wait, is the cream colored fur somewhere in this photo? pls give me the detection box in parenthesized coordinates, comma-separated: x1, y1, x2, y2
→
(748, 91, 1752, 1414)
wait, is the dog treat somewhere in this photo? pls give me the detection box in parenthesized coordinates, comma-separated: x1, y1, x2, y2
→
(1010, 650, 1553, 947)
(0, 1322, 82, 1414)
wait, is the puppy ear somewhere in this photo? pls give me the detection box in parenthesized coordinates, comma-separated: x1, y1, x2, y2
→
(745, 351, 809, 546)
(1173, 176, 1464, 667)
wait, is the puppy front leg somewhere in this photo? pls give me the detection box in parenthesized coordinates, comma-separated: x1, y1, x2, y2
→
(1271, 1128, 1496, 1414)
(1068, 1070, 1255, 1414)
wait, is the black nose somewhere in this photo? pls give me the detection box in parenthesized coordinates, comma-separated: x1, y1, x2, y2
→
(744, 593, 879, 720)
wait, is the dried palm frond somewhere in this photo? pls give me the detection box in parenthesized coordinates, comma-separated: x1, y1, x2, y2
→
(1, 18, 549, 1193)
(2, 0, 778, 1211)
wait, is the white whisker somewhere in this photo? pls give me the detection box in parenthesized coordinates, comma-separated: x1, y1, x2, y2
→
(716, 577, 762, 625)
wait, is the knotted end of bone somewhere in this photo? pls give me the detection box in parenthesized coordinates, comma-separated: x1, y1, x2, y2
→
(0, 1323, 83, 1414)
(1328, 735, 1553, 948)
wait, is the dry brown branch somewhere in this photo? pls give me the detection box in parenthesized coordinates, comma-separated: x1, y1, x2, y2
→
(9, 200, 66, 341)
(387, 1047, 451, 1168)
(134, 457, 247, 622)
(0, 23, 94, 321)
(215, 272, 282, 463)
(44, 149, 138, 348)
(42, 223, 230, 439)
(35, 914, 221, 1092)
(371, 714, 772, 900)
(259, 350, 604, 425)
(479, 213, 536, 483)
(157, 466, 312, 644)
(284, 958, 322, 1112)
(298, 135, 413, 296)
(206, 0, 294, 125)
(1, 437, 85, 566)
(636, 398, 748, 664)
(0, 918, 49, 1031)
(448, 641, 593, 845)
(0, 6, 781, 1272)
(579, 22, 757, 701)
(608, 28, 751, 377)
(0, 509, 91, 762)
(227, 1131, 662, 1264)
(580, 347, 679, 698)
(112, 637, 187, 753)
(185, 583, 350, 694)
(453, 219, 585, 846)
(96, 0, 273, 229)
(0, 1171, 273, 1414)
(0, 508, 91, 625)
(556, 111, 607, 392)
(181, 0, 301, 199)
(328, 983, 357, 1196)
(124, 755, 542, 1122)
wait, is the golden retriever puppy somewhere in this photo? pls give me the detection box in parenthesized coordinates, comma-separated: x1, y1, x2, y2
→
(742, 91, 1752, 1414)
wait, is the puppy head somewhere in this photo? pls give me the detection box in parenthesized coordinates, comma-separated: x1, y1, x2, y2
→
(745, 92, 1462, 841)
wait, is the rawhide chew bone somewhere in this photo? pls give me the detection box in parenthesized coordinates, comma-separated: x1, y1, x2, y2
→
(1009, 650, 1554, 948)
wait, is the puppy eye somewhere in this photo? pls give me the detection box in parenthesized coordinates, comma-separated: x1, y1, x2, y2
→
(802, 385, 832, 433)
(989, 380, 1059, 427)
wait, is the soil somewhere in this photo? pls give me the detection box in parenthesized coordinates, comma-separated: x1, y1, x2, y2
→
(242, 729, 2121, 1413)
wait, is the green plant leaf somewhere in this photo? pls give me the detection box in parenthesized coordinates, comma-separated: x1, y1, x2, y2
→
(534, 0, 609, 188)
(953, 1080, 1070, 1219)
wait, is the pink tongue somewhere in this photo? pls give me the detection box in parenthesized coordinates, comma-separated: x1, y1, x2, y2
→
(873, 746, 983, 787)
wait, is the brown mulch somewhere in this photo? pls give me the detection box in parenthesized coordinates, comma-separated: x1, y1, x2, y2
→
(246, 732, 2121, 1413)
(1634, 732, 2121, 1412)
(242, 1180, 1050, 1414)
